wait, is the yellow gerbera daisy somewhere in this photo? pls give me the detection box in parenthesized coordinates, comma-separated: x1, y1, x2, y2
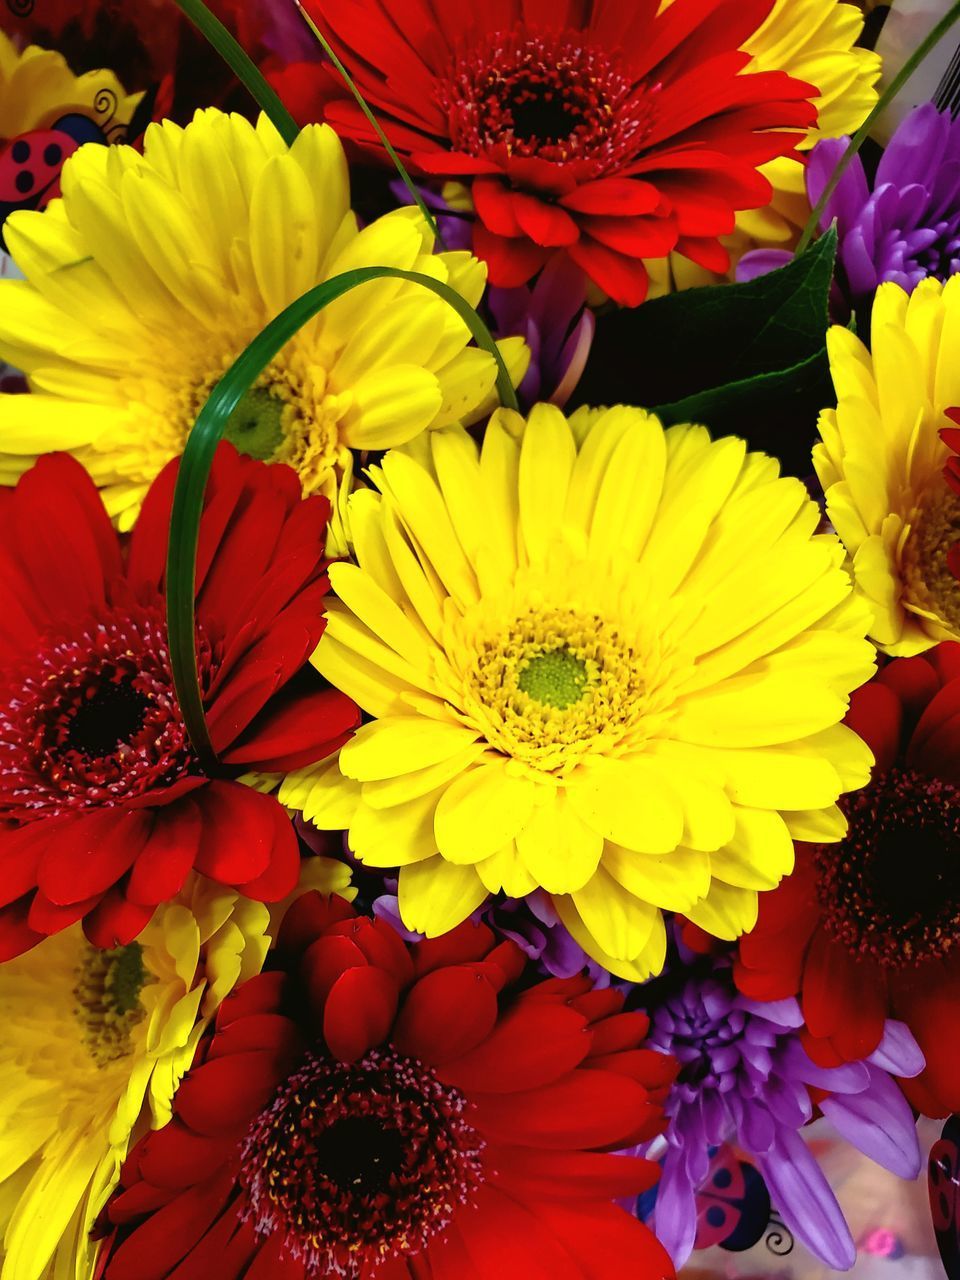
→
(282, 405, 875, 979)
(647, 0, 881, 295)
(815, 276, 960, 657)
(0, 108, 527, 529)
(0, 859, 352, 1280)
(0, 30, 140, 146)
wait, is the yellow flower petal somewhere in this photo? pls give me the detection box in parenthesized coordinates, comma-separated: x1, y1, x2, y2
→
(398, 857, 487, 937)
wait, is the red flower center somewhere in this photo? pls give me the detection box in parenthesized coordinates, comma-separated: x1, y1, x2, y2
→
(0, 602, 208, 822)
(439, 29, 655, 172)
(239, 1046, 485, 1276)
(814, 766, 960, 966)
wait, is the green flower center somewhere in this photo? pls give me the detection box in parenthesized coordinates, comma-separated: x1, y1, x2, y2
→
(74, 942, 147, 1067)
(518, 648, 589, 709)
(223, 388, 286, 461)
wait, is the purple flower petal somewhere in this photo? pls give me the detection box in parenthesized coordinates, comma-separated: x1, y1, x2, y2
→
(653, 1151, 699, 1268)
(820, 1064, 922, 1179)
(867, 1018, 925, 1078)
(757, 1129, 857, 1271)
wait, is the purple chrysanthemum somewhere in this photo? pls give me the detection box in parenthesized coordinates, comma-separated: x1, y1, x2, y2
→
(739, 103, 960, 310)
(639, 964, 924, 1271)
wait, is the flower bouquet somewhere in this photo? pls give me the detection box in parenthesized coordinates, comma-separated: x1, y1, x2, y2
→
(0, 1, 958, 1278)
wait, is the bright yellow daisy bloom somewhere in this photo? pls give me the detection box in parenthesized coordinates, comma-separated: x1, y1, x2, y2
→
(0, 30, 141, 146)
(0, 859, 352, 1280)
(0, 108, 527, 529)
(647, 0, 881, 295)
(282, 405, 875, 979)
(815, 276, 960, 657)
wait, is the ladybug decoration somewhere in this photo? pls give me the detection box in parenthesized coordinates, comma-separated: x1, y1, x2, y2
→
(0, 84, 161, 249)
(931, 1114, 960, 1280)
(694, 1145, 772, 1253)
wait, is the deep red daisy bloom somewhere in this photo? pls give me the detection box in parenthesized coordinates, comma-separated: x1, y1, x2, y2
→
(0, 449, 358, 959)
(734, 643, 960, 1117)
(96, 895, 677, 1280)
(286, 0, 817, 305)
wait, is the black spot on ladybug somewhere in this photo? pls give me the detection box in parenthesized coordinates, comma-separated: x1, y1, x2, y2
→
(713, 1167, 733, 1190)
(11, 140, 29, 163)
(43, 144, 62, 166)
(14, 171, 34, 194)
(706, 1206, 726, 1228)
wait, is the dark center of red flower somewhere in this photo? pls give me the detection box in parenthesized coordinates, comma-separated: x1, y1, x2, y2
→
(813, 766, 960, 966)
(239, 1046, 485, 1278)
(0, 603, 210, 822)
(439, 29, 654, 173)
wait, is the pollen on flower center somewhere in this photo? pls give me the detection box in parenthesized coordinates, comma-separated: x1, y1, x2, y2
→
(186, 360, 342, 495)
(73, 942, 147, 1067)
(223, 388, 287, 462)
(901, 484, 960, 634)
(239, 1046, 485, 1278)
(0, 602, 208, 822)
(439, 28, 655, 172)
(814, 766, 960, 966)
(461, 607, 647, 774)
(517, 647, 589, 709)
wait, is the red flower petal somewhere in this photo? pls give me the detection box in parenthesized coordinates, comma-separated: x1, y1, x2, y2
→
(800, 926, 886, 1060)
(126, 800, 202, 906)
(439, 1000, 589, 1093)
(83, 890, 155, 949)
(845, 681, 903, 770)
(323, 965, 400, 1062)
(37, 809, 150, 905)
(176, 1051, 292, 1138)
(393, 965, 499, 1064)
(456, 1185, 584, 1280)
(194, 781, 284, 888)
(473, 221, 551, 288)
(221, 686, 359, 772)
(474, 1068, 659, 1149)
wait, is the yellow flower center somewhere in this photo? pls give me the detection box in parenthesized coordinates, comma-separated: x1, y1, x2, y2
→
(902, 484, 960, 634)
(73, 942, 147, 1068)
(181, 355, 345, 495)
(461, 607, 647, 775)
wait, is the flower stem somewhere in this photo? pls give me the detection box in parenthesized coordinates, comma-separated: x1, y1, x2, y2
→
(172, 0, 299, 144)
(292, 0, 446, 249)
(795, 0, 960, 256)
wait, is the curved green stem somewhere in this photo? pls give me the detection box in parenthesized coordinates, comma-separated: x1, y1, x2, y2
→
(171, 0, 299, 145)
(292, 0, 446, 249)
(167, 267, 518, 769)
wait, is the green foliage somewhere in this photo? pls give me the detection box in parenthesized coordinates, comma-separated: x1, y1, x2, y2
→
(571, 231, 838, 474)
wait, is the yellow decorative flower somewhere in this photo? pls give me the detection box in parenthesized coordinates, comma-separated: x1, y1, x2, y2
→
(0, 859, 352, 1280)
(646, 0, 881, 295)
(0, 108, 527, 529)
(815, 276, 960, 657)
(0, 30, 140, 147)
(282, 405, 875, 979)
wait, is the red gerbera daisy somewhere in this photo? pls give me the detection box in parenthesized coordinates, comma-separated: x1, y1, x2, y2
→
(286, 0, 817, 304)
(734, 643, 960, 1117)
(96, 895, 677, 1280)
(0, 449, 358, 959)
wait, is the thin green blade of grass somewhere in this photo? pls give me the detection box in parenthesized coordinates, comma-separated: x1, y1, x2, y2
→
(796, 1, 960, 256)
(167, 266, 518, 768)
(172, 0, 299, 145)
(292, 0, 446, 249)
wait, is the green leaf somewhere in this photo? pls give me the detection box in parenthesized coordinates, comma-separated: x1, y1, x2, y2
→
(167, 267, 519, 771)
(170, 0, 299, 146)
(570, 231, 837, 473)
